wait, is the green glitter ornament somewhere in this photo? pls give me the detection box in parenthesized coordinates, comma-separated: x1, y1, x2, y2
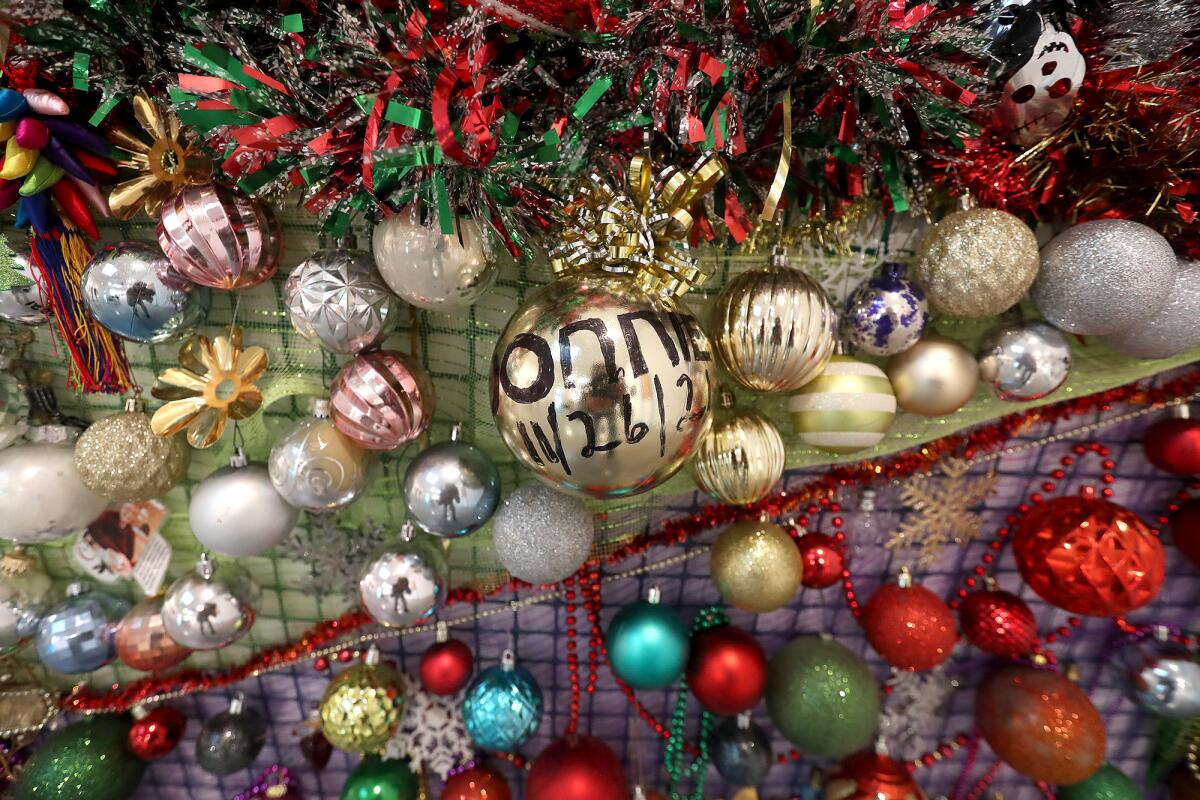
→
(12, 715, 146, 800)
(765, 635, 880, 758)
(1058, 763, 1143, 800)
(341, 756, 419, 800)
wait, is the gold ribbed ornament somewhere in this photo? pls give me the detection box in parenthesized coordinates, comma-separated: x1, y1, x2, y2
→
(712, 251, 836, 394)
(691, 388, 785, 505)
(73, 398, 190, 502)
(318, 649, 406, 754)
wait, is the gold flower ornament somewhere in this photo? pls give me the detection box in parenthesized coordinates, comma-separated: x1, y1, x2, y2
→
(151, 326, 267, 448)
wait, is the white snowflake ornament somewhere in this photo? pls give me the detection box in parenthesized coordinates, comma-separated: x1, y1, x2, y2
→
(384, 685, 473, 779)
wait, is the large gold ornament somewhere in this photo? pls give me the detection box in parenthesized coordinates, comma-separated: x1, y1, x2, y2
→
(150, 326, 267, 448)
(493, 154, 724, 499)
(886, 334, 979, 418)
(789, 355, 897, 455)
(107, 90, 212, 220)
(710, 518, 804, 613)
(74, 398, 190, 502)
(691, 388, 785, 505)
(712, 251, 837, 394)
(318, 648, 407, 754)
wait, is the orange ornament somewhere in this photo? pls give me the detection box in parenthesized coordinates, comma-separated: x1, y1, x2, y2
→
(1013, 496, 1164, 616)
(114, 595, 192, 672)
(441, 764, 511, 800)
(975, 666, 1105, 785)
(825, 751, 926, 800)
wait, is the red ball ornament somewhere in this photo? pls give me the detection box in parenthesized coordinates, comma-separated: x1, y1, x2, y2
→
(1171, 498, 1200, 569)
(975, 665, 1105, 785)
(441, 763, 511, 800)
(127, 705, 186, 761)
(465, 0, 603, 30)
(420, 638, 474, 696)
(825, 751, 927, 800)
(861, 577, 957, 671)
(686, 624, 767, 715)
(1144, 414, 1200, 475)
(1013, 495, 1165, 616)
(958, 589, 1039, 659)
(527, 735, 631, 800)
(796, 532, 845, 589)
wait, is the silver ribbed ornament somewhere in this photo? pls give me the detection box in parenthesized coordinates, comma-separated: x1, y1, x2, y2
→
(283, 248, 401, 355)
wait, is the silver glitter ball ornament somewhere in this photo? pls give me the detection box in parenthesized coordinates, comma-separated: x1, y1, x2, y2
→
(404, 425, 500, 538)
(1125, 640, 1200, 718)
(268, 402, 375, 512)
(73, 399, 191, 503)
(1102, 260, 1200, 359)
(0, 433, 108, 544)
(977, 321, 1071, 402)
(0, 246, 44, 325)
(372, 212, 498, 311)
(35, 583, 129, 674)
(190, 452, 300, 558)
(161, 554, 256, 650)
(359, 528, 445, 627)
(1034, 219, 1178, 335)
(283, 248, 401, 355)
(840, 263, 929, 357)
(710, 715, 772, 787)
(0, 553, 52, 653)
(81, 242, 210, 343)
(196, 695, 267, 776)
(492, 483, 594, 584)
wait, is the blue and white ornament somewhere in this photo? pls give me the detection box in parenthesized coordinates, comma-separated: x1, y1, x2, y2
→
(35, 583, 129, 674)
(463, 650, 543, 751)
(840, 263, 928, 357)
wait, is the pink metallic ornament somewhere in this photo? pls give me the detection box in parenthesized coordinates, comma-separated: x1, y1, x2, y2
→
(330, 350, 436, 450)
(114, 595, 193, 672)
(22, 89, 69, 116)
(157, 183, 282, 290)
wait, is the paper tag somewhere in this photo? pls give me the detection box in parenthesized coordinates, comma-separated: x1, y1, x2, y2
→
(72, 500, 172, 595)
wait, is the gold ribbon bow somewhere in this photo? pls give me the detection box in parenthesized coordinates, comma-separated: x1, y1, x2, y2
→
(550, 152, 725, 298)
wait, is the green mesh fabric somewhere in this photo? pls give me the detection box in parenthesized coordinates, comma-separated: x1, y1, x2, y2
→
(7, 209, 1198, 689)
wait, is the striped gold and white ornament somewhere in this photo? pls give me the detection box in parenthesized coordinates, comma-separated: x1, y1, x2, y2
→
(788, 355, 897, 454)
(691, 388, 785, 505)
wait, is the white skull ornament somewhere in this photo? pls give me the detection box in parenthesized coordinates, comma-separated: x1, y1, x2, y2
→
(996, 15, 1085, 146)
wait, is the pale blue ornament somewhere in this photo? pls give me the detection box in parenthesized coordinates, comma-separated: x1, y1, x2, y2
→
(462, 651, 543, 751)
(35, 583, 129, 674)
(840, 263, 928, 357)
(404, 425, 500, 538)
(81, 242, 210, 343)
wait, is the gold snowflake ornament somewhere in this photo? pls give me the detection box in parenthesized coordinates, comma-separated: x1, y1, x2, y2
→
(887, 457, 997, 567)
(150, 326, 267, 448)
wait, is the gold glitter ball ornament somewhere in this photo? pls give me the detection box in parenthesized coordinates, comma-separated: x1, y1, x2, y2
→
(318, 651, 407, 754)
(710, 518, 804, 613)
(691, 388, 785, 505)
(73, 399, 190, 502)
(912, 209, 1040, 320)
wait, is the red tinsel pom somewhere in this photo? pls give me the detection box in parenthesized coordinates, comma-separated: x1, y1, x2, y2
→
(862, 581, 957, 671)
(685, 624, 767, 715)
(958, 589, 1039, 659)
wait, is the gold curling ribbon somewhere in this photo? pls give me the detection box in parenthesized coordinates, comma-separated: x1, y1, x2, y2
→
(550, 152, 726, 298)
(760, 92, 791, 223)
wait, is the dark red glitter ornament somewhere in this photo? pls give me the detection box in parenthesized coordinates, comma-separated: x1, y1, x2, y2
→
(958, 589, 1038, 659)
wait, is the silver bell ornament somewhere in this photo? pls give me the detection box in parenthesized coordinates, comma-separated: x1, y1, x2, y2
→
(268, 399, 375, 512)
(73, 397, 191, 503)
(283, 247, 401, 355)
(359, 523, 445, 628)
(0, 242, 44, 325)
(0, 426, 108, 544)
(372, 210, 498, 311)
(404, 423, 500, 538)
(1124, 631, 1200, 719)
(34, 582, 129, 674)
(977, 320, 1071, 402)
(190, 449, 300, 558)
(81, 242, 210, 343)
(840, 263, 929, 357)
(491, 482, 594, 584)
(0, 549, 52, 654)
(161, 553, 256, 650)
(195, 693, 267, 776)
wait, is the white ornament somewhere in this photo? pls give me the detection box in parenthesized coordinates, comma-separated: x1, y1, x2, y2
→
(190, 451, 300, 557)
(371, 212, 498, 311)
(996, 14, 1085, 145)
(384, 684, 473, 779)
(0, 431, 108, 544)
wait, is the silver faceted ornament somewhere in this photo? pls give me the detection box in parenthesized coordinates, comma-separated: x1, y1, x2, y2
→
(1125, 637, 1200, 719)
(81, 241, 210, 343)
(196, 694, 267, 776)
(283, 247, 401, 354)
(977, 321, 1071, 401)
(359, 524, 445, 627)
(710, 714, 772, 787)
(190, 450, 300, 558)
(0, 245, 44, 324)
(161, 553, 256, 650)
(0, 429, 108, 544)
(1102, 260, 1200, 359)
(35, 583, 129, 674)
(404, 424, 500, 538)
(372, 212, 498, 311)
(268, 400, 375, 512)
(492, 483, 594, 584)
(1033, 219, 1179, 335)
(840, 263, 929, 357)
(0, 551, 52, 653)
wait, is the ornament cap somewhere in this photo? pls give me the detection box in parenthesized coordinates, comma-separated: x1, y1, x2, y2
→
(197, 551, 216, 580)
(64, 581, 86, 598)
(1173, 404, 1191, 420)
(860, 489, 876, 512)
(500, 648, 516, 672)
(717, 387, 736, 409)
(647, 585, 662, 605)
(131, 704, 149, 720)
(435, 620, 449, 644)
(736, 711, 752, 730)
(229, 447, 248, 469)
(449, 422, 463, 442)
(123, 397, 141, 413)
(769, 246, 789, 269)
(400, 521, 416, 543)
(228, 692, 245, 715)
(897, 566, 912, 589)
(364, 644, 381, 666)
(1154, 625, 1171, 643)
(312, 398, 331, 419)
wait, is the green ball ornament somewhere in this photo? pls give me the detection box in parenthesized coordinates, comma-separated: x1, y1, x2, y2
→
(765, 635, 880, 758)
(605, 597, 689, 689)
(13, 715, 146, 800)
(341, 756, 419, 800)
(1058, 764, 1142, 800)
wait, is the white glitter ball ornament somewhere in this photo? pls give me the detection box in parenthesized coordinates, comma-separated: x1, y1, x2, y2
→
(492, 483, 594, 584)
(1101, 260, 1200, 359)
(1033, 219, 1178, 336)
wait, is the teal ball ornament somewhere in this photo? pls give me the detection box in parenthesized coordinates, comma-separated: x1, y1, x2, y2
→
(463, 653, 544, 751)
(1057, 763, 1142, 800)
(605, 599, 689, 689)
(12, 715, 146, 800)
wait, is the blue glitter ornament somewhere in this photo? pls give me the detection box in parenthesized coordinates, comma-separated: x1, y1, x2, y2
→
(840, 264, 929, 357)
(462, 651, 543, 751)
(605, 592, 689, 689)
(710, 715, 772, 787)
(35, 583, 129, 674)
